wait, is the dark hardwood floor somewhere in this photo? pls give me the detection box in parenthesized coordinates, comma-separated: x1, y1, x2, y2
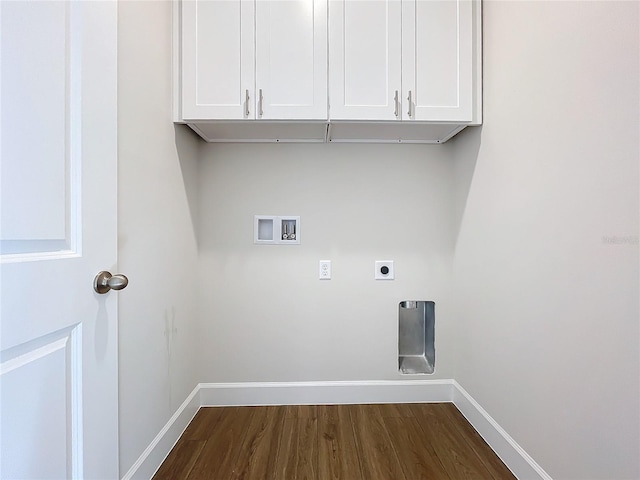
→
(153, 403, 516, 480)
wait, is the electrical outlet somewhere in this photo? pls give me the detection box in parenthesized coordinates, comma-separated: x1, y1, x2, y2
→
(375, 260, 394, 280)
(319, 260, 331, 280)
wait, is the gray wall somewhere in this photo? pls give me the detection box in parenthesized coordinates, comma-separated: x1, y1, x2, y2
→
(196, 143, 456, 382)
(118, 1, 201, 475)
(451, 1, 639, 478)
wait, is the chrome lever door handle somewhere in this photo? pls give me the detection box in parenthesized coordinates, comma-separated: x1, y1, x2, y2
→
(94, 271, 129, 294)
(394, 90, 399, 118)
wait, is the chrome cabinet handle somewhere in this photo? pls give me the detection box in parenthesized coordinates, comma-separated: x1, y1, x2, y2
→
(258, 88, 263, 117)
(94, 271, 129, 294)
(394, 90, 399, 118)
(407, 90, 412, 118)
(245, 89, 250, 117)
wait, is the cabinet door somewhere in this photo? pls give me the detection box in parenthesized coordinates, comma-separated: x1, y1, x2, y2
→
(329, 0, 402, 120)
(181, 0, 254, 120)
(402, 0, 474, 122)
(256, 0, 327, 120)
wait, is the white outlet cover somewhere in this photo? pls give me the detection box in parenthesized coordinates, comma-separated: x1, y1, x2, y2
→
(375, 260, 394, 280)
(319, 260, 331, 280)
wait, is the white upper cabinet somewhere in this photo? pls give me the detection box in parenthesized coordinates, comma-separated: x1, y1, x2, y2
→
(329, 0, 477, 123)
(402, 0, 474, 122)
(256, 0, 327, 120)
(181, 0, 255, 120)
(328, 0, 402, 120)
(180, 0, 327, 121)
(176, 0, 481, 142)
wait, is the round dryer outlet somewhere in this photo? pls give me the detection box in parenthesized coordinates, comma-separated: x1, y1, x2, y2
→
(375, 261, 394, 280)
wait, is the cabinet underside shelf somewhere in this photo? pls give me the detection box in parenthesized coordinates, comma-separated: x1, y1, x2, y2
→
(184, 120, 473, 144)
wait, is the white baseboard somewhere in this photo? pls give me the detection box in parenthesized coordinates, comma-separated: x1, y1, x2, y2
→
(452, 380, 552, 480)
(122, 379, 551, 480)
(120, 386, 200, 480)
(199, 379, 453, 406)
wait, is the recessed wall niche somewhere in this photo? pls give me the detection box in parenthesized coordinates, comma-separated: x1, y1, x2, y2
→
(254, 216, 300, 245)
(399, 300, 435, 374)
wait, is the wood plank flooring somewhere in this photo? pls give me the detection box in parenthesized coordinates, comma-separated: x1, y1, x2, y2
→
(153, 403, 516, 480)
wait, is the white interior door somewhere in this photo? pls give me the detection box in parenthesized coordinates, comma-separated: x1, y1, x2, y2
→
(1, 1, 119, 479)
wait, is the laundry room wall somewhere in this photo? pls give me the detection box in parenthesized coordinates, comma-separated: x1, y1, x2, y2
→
(117, 0, 201, 475)
(195, 143, 457, 383)
(451, 1, 640, 477)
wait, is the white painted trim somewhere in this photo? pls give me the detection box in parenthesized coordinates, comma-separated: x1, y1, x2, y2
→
(120, 385, 200, 480)
(0, 248, 80, 264)
(199, 379, 454, 407)
(122, 380, 552, 480)
(172, 0, 182, 123)
(452, 380, 552, 480)
(69, 323, 84, 479)
(0, 337, 68, 375)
